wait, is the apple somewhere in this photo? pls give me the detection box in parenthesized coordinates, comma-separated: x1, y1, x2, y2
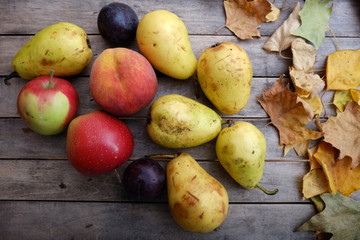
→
(66, 110, 134, 177)
(89, 47, 157, 116)
(17, 70, 78, 135)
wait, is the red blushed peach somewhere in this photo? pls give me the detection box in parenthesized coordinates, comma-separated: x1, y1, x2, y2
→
(90, 48, 158, 116)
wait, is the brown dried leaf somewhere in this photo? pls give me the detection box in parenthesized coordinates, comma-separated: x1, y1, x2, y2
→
(291, 38, 316, 72)
(263, 2, 301, 52)
(256, 76, 324, 147)
(289, 68, 325, 98)
(314, 141, 360, 197)
(322, 101, 360, 168)
(224, 0, 272, 39)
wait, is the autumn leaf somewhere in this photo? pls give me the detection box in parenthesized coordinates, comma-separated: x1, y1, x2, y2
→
(302, 168, 329, 199)
(326, 49, 360, 90)
(321, 101, 360, 169)
(256, 76, 324, 149)
(350, 89, 360, 105)
(263, 2, 301, 52)
(291, 38, 316, 72)
(297, 192, 360, 240)
(299, 95, 323, 117)
(223, 0, 273, 39)
(333, 90, 352, 112)
(289, 38, 325, 98)
(265, 2, 280, 22)
(292, 0, 333, 49)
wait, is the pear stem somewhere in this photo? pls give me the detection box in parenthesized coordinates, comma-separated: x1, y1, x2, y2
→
(3, 71, 19, 85)
(145, 154, 179, 161)
(256, 183, 278, 195)
(47, 69, 55, 88)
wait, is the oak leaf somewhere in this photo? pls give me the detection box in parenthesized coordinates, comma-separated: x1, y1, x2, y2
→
(224, 0, 272, 39)
(326, 49, 360, 90)
(256, 76, 324, 148)
(292, 0, 333, 49)
(297, 192, 360, 240)
(263, 2, 301, 52)
(321, 101, 360, 169)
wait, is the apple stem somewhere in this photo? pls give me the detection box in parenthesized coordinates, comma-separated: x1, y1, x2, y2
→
(256, 183, 278, 195)
(47, 69, 55, 88)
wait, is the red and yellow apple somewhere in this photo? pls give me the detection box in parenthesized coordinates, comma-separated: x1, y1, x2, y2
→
(66, 110, 134, 177)
(90, 48, 158, 116)
(17, 71, 78, 135)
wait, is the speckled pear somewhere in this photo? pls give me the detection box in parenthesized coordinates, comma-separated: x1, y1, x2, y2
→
(197, 42, 253, 115)
(146, 94, 222, 148)
(167, 152, 229, 233)
(216, 121, 278, 195)
(11, 22, 93, 80)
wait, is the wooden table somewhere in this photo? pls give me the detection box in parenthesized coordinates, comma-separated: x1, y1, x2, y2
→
(1, 0, 359, 239)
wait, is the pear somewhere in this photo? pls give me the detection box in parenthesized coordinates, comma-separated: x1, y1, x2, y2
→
(167, 152, 229, 233)
(11, 22, 93, 80)
(146, 94, 222, 148)
(197, 42, 253, 115)
(216, 121, 278, 195)
(136, 10, 197, 80)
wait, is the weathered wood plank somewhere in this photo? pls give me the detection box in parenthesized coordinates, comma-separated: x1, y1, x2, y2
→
(0, 118, 309, 160)
(0, 160, 305, 202)
(2, 34, 359, 78)
(0, 0, 358, 38)
(0, 201, 317, 240)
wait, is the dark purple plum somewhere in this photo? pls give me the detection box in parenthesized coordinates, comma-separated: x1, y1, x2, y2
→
(97, 2, 139, 46)
(122, 157, 166, 201)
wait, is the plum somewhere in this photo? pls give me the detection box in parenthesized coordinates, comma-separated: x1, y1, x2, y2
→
(97, 2, 138, 46)
(122, 157, 166, 201)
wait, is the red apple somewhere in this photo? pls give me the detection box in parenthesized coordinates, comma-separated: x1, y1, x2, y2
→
(66, 110, 134, 177)
(17, 70, 78, 135)
(89, 47, 157, 116)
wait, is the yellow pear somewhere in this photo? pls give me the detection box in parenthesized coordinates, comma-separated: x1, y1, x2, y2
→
(197, 42, 253, 115)
(167, 152, 229, 233)
(11, 22, 92, 80)
(146, 94, 222, 148)
(136, 10, 197, 80)
(216, 121, 278, 195)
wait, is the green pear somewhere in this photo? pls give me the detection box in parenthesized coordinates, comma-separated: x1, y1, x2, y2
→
(167, 152, 229, 233)
(11, 22, 93, 80)
(146, 94, 222, 148)
(215, 121, 278, 195)
(197, 42, 253, 115)
(136, 10, 197, 80)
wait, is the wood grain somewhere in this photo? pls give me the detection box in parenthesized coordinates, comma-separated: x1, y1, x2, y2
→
(0, 201, 316, 240)
(0, 0, 359, 239)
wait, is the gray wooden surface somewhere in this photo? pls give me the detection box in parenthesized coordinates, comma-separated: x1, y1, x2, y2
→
(1, 0, 359, 239)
